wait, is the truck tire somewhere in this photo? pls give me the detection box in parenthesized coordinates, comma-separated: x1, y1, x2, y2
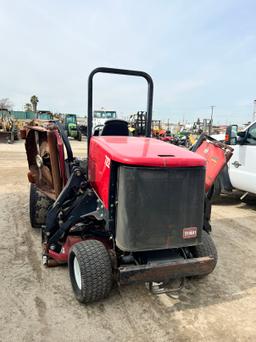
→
(77, 131, 82, 141)
(14, 127, 19, 140)
(190, 230, 218, 277)
(8, 132, 14, 144)
(69, 240, 113, 303)
(29, 184, 53, 228)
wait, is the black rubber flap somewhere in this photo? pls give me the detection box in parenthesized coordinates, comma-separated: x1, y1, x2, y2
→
(116, 165, 205, 252)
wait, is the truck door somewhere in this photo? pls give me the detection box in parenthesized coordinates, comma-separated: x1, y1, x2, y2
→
(229, 122, 256, 194)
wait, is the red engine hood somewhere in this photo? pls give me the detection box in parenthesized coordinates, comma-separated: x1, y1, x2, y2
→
(90, 136, 205, 168)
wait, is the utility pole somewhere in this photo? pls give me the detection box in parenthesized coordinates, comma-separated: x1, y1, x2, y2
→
(253, 100, 256, 122)
(209, 105, 215, 134)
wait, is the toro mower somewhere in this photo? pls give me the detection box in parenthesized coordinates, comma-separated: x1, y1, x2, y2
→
(24, 67, 233, 303)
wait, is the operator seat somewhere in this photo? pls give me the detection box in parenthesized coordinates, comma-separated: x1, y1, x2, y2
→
(101, 119, 129, 136)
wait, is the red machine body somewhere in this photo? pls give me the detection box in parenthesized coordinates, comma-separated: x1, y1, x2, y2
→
(89, 136, 206, 209)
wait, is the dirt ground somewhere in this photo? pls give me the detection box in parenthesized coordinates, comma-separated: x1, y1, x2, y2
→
(0, 139, 256, 342)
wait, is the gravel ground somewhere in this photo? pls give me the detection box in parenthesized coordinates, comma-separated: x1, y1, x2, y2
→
(0, 139, 256, 342)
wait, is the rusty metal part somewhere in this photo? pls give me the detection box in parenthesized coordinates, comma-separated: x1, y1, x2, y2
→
(25, 126, 59, 200)
(42, 254, 62, 267)
(39, 140, 50, 156)
(192, 133, 234, 163)
(41, 165, 53, 187)
(118, 256, 215, 285)
(42, 241, 60, 267)
(45, 258, 62, 267)
(210, 140, 234, 163)
(47, 130, 62, 197)
(27, 171, 36, 183)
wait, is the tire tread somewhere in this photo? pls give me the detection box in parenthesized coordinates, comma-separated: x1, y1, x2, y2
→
(69, 240, 112, 303)
(190, 230, 218, 276)
(29, 184, 52, 228)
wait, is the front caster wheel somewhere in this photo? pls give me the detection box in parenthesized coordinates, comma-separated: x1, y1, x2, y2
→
(69, 240, 113, 303)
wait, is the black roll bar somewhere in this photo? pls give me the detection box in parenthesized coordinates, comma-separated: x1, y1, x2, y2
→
(87, 67, 154, 150)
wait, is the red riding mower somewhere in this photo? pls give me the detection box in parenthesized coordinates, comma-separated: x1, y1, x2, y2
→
(24, 68, 233, 303)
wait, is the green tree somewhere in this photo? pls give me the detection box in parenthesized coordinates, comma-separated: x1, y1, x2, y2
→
(24, 103, 32, 111)
(0, 98, 13, 110)
(30, 95, 39, 112)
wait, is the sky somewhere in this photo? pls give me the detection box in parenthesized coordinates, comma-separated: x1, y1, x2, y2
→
(0, 0, 255, 124)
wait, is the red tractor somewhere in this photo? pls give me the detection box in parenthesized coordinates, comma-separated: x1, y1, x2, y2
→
(24, 68, 233, 303)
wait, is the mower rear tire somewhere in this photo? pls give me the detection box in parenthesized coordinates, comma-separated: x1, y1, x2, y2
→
(209, 176, 222, 203)
(29, 184, 53, 228)
(190, 230, 218, 277)
(69, 240, 113, 303)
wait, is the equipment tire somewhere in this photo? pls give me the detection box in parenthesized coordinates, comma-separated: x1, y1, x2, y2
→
(77, 131, 82, 141)
(210, 176, 222, 203)
(29, 184, 53, 228)
(14, 127, 19, 140)
(190, 230, 218, 277)
(69, 240, 112, 303)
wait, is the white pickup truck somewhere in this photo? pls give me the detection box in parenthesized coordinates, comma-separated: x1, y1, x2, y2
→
(214, 120, 256, 198)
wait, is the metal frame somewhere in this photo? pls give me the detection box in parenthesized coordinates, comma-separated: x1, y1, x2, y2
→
(87, 67, 154, 153)
(54, 120, 73, 163)
(119, 256, 215, 285)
